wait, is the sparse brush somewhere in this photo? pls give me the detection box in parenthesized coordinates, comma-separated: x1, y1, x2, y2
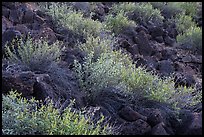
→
(177, 26, 202, 53)
(40, 2, 103, 38)
(5, 36, 61, 72)
(2, 90, 113, 135)
(105, 11, 136, 35)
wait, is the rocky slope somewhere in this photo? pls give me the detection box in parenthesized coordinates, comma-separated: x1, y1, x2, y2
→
(2, 2, 202, 135)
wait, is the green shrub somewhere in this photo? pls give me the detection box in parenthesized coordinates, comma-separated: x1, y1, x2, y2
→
(104, 11, 136, 34)
(78, 34, 115, 59)
(130, 3, 164, 25)
(179, 2, 198, 17)
(158, 2, 198, 19)
(163, 2, 184, 18)
(5, 37, 61, 72)
(175, 13, 197, 34)
(2, 90, 113, 135)
(41, 2, 103, 37)
(177, 26, 202, 52)
(110, 2, 164, 26)
(111, 2, 136, 15)
(150, 2, 166, 10)
(74, 42, 201, 109)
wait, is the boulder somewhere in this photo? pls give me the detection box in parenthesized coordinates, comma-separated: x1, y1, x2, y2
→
(2, 16, 13, 34)
(22, 9, 35, 24)
(164, 35, 175, 47)
(161, 47, 177, 61)
(33, 27, 57, 45)
(2, 7, 10, 18)
(177, 110, 202, 135)
(2, 70, 36, 97)
(120, 119, 151, 135)
(149, 26, 164, 38)
(154, 36, 164, 43)
(118, 106, 147, 122)
(134, 31, 153, 56)
(93, 87, 127, 114)
(158, 60, 174, 76)
(9, 9, 23, 24)
(151, 122, 169, 135)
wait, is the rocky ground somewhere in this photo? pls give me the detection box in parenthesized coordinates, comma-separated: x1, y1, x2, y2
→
(2, 2, 202, 135)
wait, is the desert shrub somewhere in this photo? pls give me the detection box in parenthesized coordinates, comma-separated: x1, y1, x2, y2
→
(2, 90, 112, 135)
(179, 2, 198, 17)
(110, 2, 164, 26)
(78, 34, 115, 60)
(161, 2, 184, 18)
(129, 3, 164, 25)
(175, 13, 197, 34)
(111, 2, 136, 15)
(5, 37, 61, 72)
(158, 2, 198, 19)
(74, 42, 201, 109)
(41, 2, 103, 37)
(150, 2, 166, 10)
(104, 11, 136, 34)
(177, 26, 202, 53)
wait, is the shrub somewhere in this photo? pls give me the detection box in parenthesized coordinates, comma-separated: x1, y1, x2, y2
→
(41, 2, 103, 37)
(177, 26, 202, 53)
(175, 13, 197, 34)
(129, 3, 164, 25)
(74, 43, 201, 109)
(162, 2, 184, 19)
(111, 2, 136, 15)
(5, 37, 61, 72)
(179, 2, 198, 17)
(158, 2, 198, 19)
(110, 3, 164, 26)
(104, 11, 136, 34)
(78, 34, 115, 59)
(150, 2, 166, 10)
(2, 90, 113, 135)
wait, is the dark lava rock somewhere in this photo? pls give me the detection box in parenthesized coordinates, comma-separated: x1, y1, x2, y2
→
(174, 73, 196, 88)
(177, 110, 202, 135)
(151, 122, 169, 135)
(120, 119, 151, 135)
(161, 48, 177, 61)
(118, 106, 147, 122)
(149, 26, 164, 38)
(158, 60, 174, 76)
(135, 31, 153, 56)
(93, 87, 127, 114)
(22, 10, 35, 24)
(155, 36, 164, 43)
(164, 35, 175, 47)
(2, 70, 36, 97)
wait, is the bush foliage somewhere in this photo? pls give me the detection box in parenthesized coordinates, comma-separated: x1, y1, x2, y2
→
(2, 90, 112, 135)
(74, 37, 202, 109)
(5, 37, 61, 72)
(42, 2, 103, 37)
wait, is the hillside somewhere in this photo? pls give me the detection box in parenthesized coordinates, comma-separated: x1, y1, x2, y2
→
(2, 2, 202, 135)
